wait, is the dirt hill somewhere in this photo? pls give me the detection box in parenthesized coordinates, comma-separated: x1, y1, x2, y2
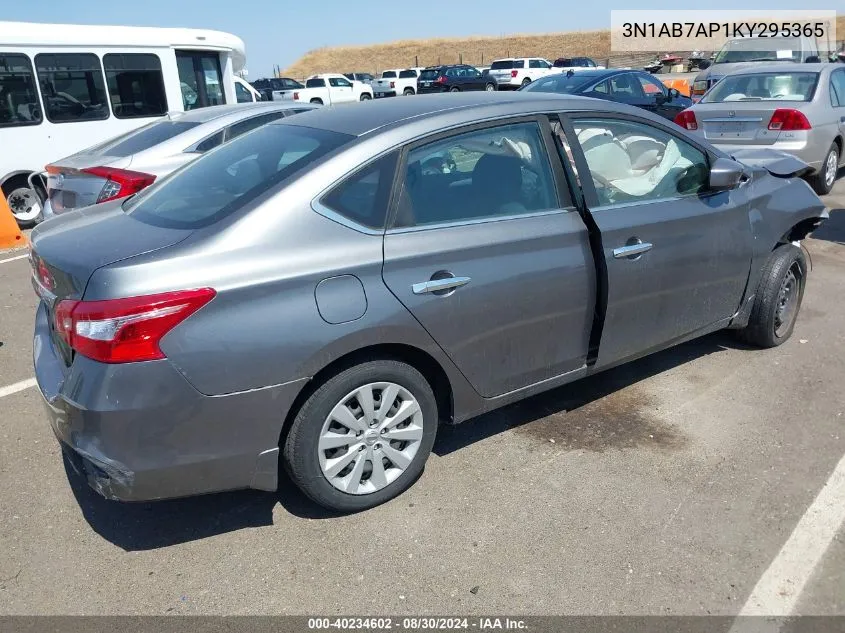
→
(281, 15, 845, 79)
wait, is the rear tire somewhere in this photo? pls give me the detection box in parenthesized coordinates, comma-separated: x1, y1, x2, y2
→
(2, 176, 43, 228)
(283, 360, 438, 512)
(449, 86, 460, 93)
(403, 88, 415, 96)
(737, 244, 806, 348)
(521, 77, 531, 87)
(359, 93, 371, 101)
(808, 143, 839, 195)
(310, 98, 323, 105)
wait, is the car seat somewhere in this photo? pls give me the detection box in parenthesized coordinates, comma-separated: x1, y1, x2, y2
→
(470, 153, 525, 216)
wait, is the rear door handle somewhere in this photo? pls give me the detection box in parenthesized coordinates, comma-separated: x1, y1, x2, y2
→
(613, 242, 653, 259)
(412, 276, 471, 295)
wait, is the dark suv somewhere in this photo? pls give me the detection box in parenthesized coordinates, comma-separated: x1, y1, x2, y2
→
(417, 65, 497, 93)
(251, 77, 304, 101)
(553, 57, 600, 69)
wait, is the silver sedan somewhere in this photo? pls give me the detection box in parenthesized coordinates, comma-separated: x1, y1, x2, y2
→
(42, 101, 318, 221)
(678, 63, 845, 194)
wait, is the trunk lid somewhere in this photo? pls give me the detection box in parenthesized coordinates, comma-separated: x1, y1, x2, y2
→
(695, 102, 808, 145)
(30, 201, 193, 366)
(47, 155, 133, 213)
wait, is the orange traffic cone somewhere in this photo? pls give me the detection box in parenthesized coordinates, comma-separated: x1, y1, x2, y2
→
(0, 191, 26, 249)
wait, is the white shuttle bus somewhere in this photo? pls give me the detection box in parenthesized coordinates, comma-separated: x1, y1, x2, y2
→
(0, 21, 250, 225)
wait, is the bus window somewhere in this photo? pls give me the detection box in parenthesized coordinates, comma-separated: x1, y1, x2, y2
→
(176, 51, 226, 110)
(0, 53, 41, 128)
(35, 53, 109, 123)
(103, 53, 167, 118)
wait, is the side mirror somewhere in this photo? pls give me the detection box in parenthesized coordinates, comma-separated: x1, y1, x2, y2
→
(698, 59, 711, 69)
(668, 88, 681, 99)
(805, 55, 821, 63)
(655, 92, 668, 104)
(709, 157, 747, 191)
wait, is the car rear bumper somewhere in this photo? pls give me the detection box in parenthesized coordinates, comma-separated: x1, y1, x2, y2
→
(712, 139, 823, 171)
(374, 90, 397, 98)
(33, 302, 308, 502)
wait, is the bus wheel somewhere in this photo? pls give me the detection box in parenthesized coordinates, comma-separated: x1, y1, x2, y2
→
(4, 179, 43, 227)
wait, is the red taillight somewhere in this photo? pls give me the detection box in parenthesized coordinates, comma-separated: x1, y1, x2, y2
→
(293, 91, 299, 100)
(674, 109, 698, 130)
(82, 167, 156, 204)
(511, 70, 518, 78)
(390, 81, 395, 88)
(53, 288, 215, 364)
(767, 108, 811, 131)
(435, 76, 447, 84)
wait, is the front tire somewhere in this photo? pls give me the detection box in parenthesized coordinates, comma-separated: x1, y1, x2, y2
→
(485, 83, 496, 92)
(738, 244, 806, 348)
(283, 360, 438, 512)
(403, 88, 415, 96)
(521, 77, 531, 87)
(310, 98, 323, 105)
(809, 143, 839, 195)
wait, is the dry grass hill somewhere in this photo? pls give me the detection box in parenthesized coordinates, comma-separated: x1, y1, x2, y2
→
(281, 15, 845, 79)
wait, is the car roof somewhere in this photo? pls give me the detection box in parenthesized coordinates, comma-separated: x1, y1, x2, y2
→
(724, 63, 832, 76)
(168, 102, 304, 124)
(555, 68, 629, 79)
(277, 91, 654, 139)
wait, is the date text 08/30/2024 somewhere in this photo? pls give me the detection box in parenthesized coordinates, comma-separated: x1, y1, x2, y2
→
(307, 617, 528, 630)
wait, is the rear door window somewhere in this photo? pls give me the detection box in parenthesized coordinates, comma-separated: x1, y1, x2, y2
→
(0, 53, 41, 128)
(399, 70, 417, 78)
(224, 111, 287, 141)
(321, 152, 399, 230)
(125, 123, 353, 228)
(103, 53, 167, 118)
(35, 53, 109, 123)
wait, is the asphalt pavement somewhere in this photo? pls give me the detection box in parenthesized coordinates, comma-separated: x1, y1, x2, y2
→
(0, 176, 844, 617)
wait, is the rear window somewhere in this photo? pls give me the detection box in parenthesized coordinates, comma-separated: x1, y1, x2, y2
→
(381, 71, 397, 78)
(419, 69, 440, 80)
(125, 123, 353, 229)
(553, 59, 573, 67)
(491, 60, 519, 69)
(91, 120, 201, 157)
(306, 78, 326, 88)
(703, 72, 819, 103)
(399, 70, 417, 78)
(520, 73, 594, 94)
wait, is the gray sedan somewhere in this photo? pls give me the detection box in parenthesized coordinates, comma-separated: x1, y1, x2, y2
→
(30, 93, 827, 512)
(42, 102, 317, 221)
(679, 63, 845, 194)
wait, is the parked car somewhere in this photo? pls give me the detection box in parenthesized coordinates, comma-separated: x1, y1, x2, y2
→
(373, 68, 423, 97)
(521, 69, 693, 121)
(677, 63, 845, 194)
(31, 93, 826, 512)
(553, 57, 605, 72)
(343, 72, 375, 85)
(250, 77, 304, 101)
(487, 58, 556, 89)
(273, 73, 373, 104)
(691, 35, 821, 101)
(416, 65, 496, 93)
(42, 102, 316, 218)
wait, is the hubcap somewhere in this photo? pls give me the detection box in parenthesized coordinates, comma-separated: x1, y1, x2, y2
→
(486, 84, 494, 91)
(774, 263, 801, 338)
(318, 382, 424, 495)
(7, 187, 41, 222)
(824, 149, 838, 188)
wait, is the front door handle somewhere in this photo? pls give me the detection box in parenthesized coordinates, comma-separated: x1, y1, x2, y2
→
(412, 276, 471, 295)
(613, 241, 653, 259)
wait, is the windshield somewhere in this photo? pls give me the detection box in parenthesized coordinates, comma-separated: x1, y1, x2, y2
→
(399, 70, 417, 78)
(703, 72, 819, 102)
(86, 120, 201, 157)
(125, 123, 353, 229)
(520, 73, 595, 94)
(491, 60, 519, 70)
(713, 38, 803, 64)
(305, 78, 326, 88)
(419, 70, 440, 80)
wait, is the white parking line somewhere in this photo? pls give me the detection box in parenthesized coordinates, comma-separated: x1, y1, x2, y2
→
(0, 253, 28, 265)
(0, 378, 37, 398)
(738, 452, 845, 616)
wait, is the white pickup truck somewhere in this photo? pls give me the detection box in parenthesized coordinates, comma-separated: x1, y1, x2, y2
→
(273, 73, 373, 105)
(372, 68, 424, 97)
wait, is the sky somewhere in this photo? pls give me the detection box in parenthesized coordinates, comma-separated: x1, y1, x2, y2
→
(0, 0, 829, 78)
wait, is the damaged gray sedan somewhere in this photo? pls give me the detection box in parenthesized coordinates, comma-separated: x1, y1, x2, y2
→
(30, 93, 827, 512)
